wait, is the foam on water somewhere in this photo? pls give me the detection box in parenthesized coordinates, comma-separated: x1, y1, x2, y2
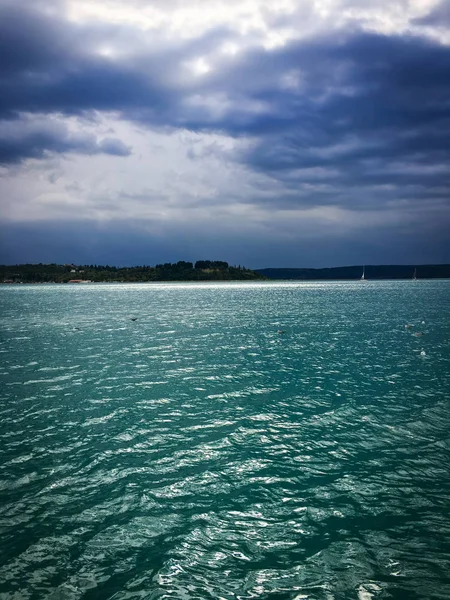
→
(1, 281, 450, 599)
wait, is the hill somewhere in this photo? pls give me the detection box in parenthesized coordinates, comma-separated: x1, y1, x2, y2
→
(0, 261, 266, 283)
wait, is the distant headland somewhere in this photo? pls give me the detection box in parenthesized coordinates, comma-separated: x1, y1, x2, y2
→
(2, 263, 450, 284)
(0, 261, 265, 283)
(256, 265, 450, 280)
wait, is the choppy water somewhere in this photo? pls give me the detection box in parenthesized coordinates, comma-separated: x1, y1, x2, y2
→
(1, 281, 450, 600)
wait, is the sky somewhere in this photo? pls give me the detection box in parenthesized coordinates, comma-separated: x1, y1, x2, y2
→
(0, 0, 449, 268)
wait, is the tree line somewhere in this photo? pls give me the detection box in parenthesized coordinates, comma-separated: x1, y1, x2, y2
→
(0, 261, 266, 283)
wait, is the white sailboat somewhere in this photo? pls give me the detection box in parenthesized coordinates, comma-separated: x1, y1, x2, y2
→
(360, 266, 366, 281)
(412, 268, 417, 281)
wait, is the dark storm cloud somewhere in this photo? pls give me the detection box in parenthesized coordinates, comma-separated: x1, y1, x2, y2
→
(1, 0, 449, 141)
(0, 2, 230, 119)
(0, 4, 69, 76)
(219, 33, 450, 211)
(0, 0, 449, 263)
(0, 117, 131, 164)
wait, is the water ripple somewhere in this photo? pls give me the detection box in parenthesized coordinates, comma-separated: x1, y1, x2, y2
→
(1, 281, 450, 599)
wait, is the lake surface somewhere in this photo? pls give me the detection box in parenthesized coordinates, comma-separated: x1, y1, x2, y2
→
(1, 281, 450, 600)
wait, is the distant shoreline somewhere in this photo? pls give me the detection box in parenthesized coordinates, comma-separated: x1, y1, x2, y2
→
(256, 264, 450, 280)
(0, 261, 265, 284)
(2, 278, 450, 286)
(1, 263, 450, 283)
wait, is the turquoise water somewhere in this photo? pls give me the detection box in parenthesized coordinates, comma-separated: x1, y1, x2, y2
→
(1, 281, 450, 600)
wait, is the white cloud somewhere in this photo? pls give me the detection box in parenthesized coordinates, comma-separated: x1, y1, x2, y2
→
(65, 0, 446, 45)
(0, 114, 258, 222)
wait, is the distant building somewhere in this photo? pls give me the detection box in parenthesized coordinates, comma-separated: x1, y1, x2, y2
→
(68, 279, 92, 284)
